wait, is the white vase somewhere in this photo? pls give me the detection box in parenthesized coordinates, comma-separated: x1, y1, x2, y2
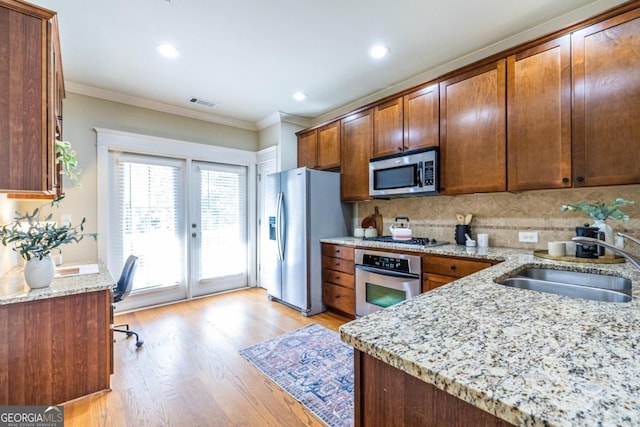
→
(593, 219, 614, 255)
(24, 255, 56, 289)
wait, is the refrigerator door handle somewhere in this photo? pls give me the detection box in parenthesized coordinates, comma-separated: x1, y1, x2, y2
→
(276, 191, 285, 261)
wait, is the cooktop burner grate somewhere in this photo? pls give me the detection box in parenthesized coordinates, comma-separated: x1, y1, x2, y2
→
(363, 236, 448, 246)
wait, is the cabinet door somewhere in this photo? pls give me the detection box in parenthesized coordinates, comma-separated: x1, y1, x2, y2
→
(0, 5, 46, 192)
(341, 109, 373, 201)
(317, 121, 341, 169)
(297, 129, 317, 169)
(507, 35, 571, 191)
(440, 61, 506, 195)
(572, 8, 640, 187)
(373, 97, 404, 157)
(404, 84, 439, 151)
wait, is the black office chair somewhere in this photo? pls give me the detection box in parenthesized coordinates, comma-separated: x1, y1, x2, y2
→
(112, 255, 144, 348)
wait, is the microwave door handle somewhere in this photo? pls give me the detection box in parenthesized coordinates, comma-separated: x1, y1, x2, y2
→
(416, 161, 423, 187)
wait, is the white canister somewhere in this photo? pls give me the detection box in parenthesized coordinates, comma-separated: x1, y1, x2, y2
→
(565, 241, 577, 257)
(477, 233, 489, 247)
(548, 241, 566, 257)
(354, 227, 365, 238)
(364, 227, 378, 238)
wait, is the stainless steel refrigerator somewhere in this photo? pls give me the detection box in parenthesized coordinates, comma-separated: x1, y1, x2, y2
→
(262, 167, 351, 316)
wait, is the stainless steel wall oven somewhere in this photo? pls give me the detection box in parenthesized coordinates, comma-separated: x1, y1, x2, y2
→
(355, 248, 422, 316)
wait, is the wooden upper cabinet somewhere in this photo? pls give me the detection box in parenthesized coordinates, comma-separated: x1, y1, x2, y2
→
(440, 60, 507, 195)
(572, 8, 640, 187)
(404, 83, 439, 151)
(373, 97, 404, 157)
(297, 129, 317, 169)
(507, 35, 572, 191)
(297, 120, 341, 170)
(341, 109, 373, 201)
(316, 121, 341, 169)
(0, 0, 62, 195)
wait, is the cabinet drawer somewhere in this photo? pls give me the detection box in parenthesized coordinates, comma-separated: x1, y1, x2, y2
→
(322, 255, 354, 274)
(423, 255, 492, 278)
(322, 282, 355, 316)
(323, 269, 354, 289)
(322, 244, 354, 261)
(422, 273, 456, 292)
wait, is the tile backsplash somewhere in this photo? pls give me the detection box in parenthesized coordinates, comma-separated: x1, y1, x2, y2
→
(356, 184, 640, 256)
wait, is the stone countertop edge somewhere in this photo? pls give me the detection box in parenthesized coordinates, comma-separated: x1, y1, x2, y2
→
(324, 237, 640, 426)
(0, 264, 115, 305)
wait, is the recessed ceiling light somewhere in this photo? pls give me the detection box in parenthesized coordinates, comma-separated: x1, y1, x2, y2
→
(293, 92, 306, 101)
(156, 43, 180, 58)
(369, 45, 390, 59)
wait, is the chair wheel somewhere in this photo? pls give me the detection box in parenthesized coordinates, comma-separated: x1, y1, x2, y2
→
(136, 340, 144, 348)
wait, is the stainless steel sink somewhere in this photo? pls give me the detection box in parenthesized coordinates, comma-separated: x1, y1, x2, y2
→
(498, 268, 632, 303)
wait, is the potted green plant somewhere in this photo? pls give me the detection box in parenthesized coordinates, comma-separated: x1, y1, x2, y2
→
(55, 139, 82, 187)
(561, 198, 634, 245)
(0, 197, 96, 289)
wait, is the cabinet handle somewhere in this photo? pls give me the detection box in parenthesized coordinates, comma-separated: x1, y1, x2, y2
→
(397, 147, 403, 151)
(562, 177, 569, 183)
(335, 276, 340, 280)
(577, 176, 584, 182)
(450, 265, 457, 270)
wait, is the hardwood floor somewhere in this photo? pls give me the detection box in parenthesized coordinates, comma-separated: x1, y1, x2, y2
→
(63, 287, 351, 426)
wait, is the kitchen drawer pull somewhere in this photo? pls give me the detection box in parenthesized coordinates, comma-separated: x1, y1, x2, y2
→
(450, 265, 457, 270)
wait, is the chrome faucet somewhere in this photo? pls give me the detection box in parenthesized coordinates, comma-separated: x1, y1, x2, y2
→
(572, 232, 640, 271)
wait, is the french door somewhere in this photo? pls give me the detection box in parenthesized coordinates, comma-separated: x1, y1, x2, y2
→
(108, 152, 248, 310)
(190, 161, 248, 297)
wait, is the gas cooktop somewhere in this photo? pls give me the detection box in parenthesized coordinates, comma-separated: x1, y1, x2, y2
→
(363, 236, 449, 247)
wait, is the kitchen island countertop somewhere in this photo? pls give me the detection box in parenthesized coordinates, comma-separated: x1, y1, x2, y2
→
(325, 237, 640, 426)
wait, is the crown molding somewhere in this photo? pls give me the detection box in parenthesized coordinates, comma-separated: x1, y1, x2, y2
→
(256, 111, 311, 130)
(65, 81, 258, 131)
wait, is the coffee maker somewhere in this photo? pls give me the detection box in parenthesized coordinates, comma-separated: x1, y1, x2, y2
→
(575, 224, 605, 258)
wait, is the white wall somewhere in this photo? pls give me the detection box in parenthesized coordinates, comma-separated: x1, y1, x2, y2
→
(0, 194, 19, 275)
(18, 92, 259, 264)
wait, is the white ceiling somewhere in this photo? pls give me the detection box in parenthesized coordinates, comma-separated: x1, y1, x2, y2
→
(29, 0, 627, 130)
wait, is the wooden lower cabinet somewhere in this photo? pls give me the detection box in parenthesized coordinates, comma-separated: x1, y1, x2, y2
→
(422, 254, 494, 293)
(422, 273, 455, 292)
(322, 243, 355, 318)
(0, 290, 112, 405)
(355, 350, 513, 426)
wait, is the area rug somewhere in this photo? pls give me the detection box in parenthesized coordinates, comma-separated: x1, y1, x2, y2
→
(239, 323, 354, 427)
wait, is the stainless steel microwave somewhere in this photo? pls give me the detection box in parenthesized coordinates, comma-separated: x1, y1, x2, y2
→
(369, 147, 439, 198)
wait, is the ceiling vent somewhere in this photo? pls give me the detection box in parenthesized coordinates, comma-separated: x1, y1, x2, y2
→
(188, 97, 216, 108)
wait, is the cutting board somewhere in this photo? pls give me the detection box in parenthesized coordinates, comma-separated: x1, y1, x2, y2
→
(373, 206, 383, 237)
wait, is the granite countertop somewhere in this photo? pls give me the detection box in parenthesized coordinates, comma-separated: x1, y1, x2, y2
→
(0, 264, 115, 305)
(329, 237, 640, 426)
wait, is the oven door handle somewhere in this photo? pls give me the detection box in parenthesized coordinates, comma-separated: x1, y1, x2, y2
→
(356, 265, 420, 280)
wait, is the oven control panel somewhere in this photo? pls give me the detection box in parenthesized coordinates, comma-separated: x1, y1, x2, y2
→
(362, 254, 411, 273)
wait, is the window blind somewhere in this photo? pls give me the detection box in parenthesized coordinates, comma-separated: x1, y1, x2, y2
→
(110, 153, 185, 291)
(197, 164, 247, 283)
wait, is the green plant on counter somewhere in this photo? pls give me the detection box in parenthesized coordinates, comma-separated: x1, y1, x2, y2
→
(560, 198, 634, 221)
(0, 197, 96, 261)
(55, 139, 82, 187)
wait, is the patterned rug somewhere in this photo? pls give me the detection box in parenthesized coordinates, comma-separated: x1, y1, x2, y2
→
(239, 323, 354, 427)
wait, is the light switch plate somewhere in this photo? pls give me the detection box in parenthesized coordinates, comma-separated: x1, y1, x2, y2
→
(60, 214, 72, 227)
(519, 231, 538, 243)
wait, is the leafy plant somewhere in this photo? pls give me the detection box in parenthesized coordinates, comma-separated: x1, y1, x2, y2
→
(560, 198, 634, 221)
(0, 197, 96, 261)
(55, 139, 82, 187)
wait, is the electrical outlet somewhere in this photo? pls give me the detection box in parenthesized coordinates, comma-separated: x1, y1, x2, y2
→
(519, 231, 538, 243)
(60, 214, 72, 227)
